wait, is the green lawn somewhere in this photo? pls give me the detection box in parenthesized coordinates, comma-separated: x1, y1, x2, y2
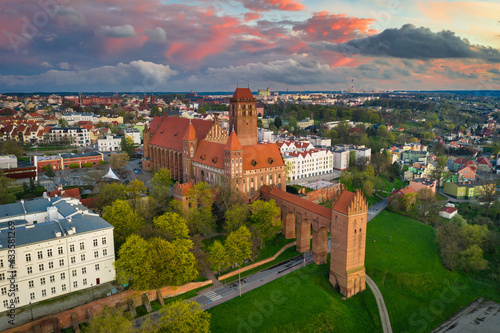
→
(436, 193, 448, 202)
(209, 263, 382, 333)
(366, 210, 500, 333)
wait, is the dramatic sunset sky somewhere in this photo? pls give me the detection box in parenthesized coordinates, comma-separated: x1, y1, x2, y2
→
(1, 0, 499, 92)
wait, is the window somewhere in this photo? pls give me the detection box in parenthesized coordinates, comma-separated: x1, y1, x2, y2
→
(29, 280, 34, 288)
(51, 287, 56, 294)
(71, 256, 76, 264)
(26, 253, 31, 262)
(102, 237, 107, 245)
(59, 259, 65, 266)
(93, 239, 98, 247)
(103, 249, 107, 256)
(48, 261, 54, 269)
(95, 264, 100, 271)
(0, 273, 4, 281)
(50, 275, 55, 283)
(81, 254, 85, 262)
(3, 300, 8, 308)
(80, 242, 85, 250)
(94, 251, 99, 258)
(40, 277, 46, 285)
(47, 249, 53, 257)
(42, 289, 46, 297)
(37, 251, 43, 259)
(73, 281, 78, 288)
(58, 247, 63, 255)
(70, 244, 75, 253)
(72, 270, 77, 277)
(39, 264, 44, 272)
(1, 287, 6, 295)
(27, 266, 33, 274)
(30, 292, 35, 300)
(62, 284, 66, 292)
(0, 259, 3, 267)
(60, 272, 65, 280)
(83, 278, 87, 286)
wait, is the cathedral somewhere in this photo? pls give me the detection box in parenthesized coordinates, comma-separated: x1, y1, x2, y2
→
(143, 88, 286, 199)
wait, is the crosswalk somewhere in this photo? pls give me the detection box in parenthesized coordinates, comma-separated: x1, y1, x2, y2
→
(204, 291, 222, 302)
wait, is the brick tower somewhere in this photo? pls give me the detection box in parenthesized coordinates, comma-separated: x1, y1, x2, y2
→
(330, 189, 368, 298)
(229, 88, 257, 146)
(224, 129, 244, 191)
(182, 121, 197, 181)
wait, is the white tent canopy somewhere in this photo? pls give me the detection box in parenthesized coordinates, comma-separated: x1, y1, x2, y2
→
(103, 167, 119, 180)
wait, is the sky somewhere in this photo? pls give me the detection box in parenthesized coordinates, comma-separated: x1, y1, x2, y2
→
(0, 0, 499, 93)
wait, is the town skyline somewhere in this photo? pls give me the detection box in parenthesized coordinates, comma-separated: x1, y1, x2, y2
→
(1, 0, 500, 93)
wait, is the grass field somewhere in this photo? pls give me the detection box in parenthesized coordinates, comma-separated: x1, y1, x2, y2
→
(366, 210, 500, 332)
(209, 263, 382, 333)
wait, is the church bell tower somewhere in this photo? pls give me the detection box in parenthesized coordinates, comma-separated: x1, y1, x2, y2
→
(229, 88, 258, 146)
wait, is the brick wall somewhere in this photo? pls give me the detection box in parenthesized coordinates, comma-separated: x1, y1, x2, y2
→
(4, 280, 212, 333)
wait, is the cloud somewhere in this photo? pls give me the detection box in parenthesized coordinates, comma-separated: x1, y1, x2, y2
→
(143, 27, 166, 42)
(0, 60, 178, 92)
(58, 62, 70, 70)
(243, 12, 262, 22)
(293, 11, 377, 43)
(320, 24, 500, 63)
(98, 25, 137, 38)
(487, 68, 500, 75)
(41, 61, 52, 68)
(242, 0, 305, 12)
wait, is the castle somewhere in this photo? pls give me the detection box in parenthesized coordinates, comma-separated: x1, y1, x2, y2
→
(143, 88, 286, 199)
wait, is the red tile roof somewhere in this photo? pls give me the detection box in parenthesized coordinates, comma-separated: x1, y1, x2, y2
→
(183, 122, 197, 141)
(193, 141, 225, 169)
(243, 143, 284, 171)
(332, 191, 355, 215)
(441, 207, 457, 214)
(225, 131, 243, 151)
(149, 116, 164, 134)
(48, 187, 81, 199)
(232, 88, 254, 99)
(149, 117, 213, 151)
(261, 185, 332, 219)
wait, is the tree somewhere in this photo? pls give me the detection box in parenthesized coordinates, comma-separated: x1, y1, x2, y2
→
(41, 164, 56, 179)
(58, 118, 69, 128)
(153, 212, 189, 240)
(68, 163, 80, 170)
(96, 182, 128, 211)
(209, 240, 229, 275)
(0, 172, 15, 205)
(126, 179, 147, 210)
(458, 245, 488, 271)
(82, 162, 93, 168)
(224, 203, 249, 233)
(0, 140, 24, 157)
(225, 225, 252, 267)
(149, 168, 173, 208)
(120, 136, 135, 157)
(274, 116, 282, 128)
(83, 306, 134, 333)
(429, 155, 447, 193)
(416, 188, 436, 217)
(109, 153, 129, 170)
(150, 105, 161, 117)
(153, 301, 210, 333)
(478, 183, 497, 217)
(249, 200, 281, 243)
(103, 200, 145, 246)
(362, 180, 374, 197)
(186, 182, 216, 237)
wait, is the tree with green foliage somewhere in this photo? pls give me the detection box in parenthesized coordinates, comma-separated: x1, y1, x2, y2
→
(362, 180, 374, 197)
(224, 203, 249, 233)
(225, 225, 253, 267)
(153, 212, 189, 240)
(209, 240, 229, 275)
(0, 172, 15, 205)
(103, 200, 145, 246)
(83, 306, 134, 333)
(82, 162, 93, 168)
(109, 153, 129, 170)
(153, 301, 210, 333)
(68, 163, 80, 170)
(115, 235, 198, 290)
(58, 118, 69, 128)
(186, 182, 216, 237)
(126, 179, 147, 210)
(41, 164, 56, 179)
(429, 155, 447, 193)
(96, 182, 128, 211)
(150, 105, 161, 117)
(149, 168, 173, 208)
(0, 140, 24, 157)
(120, 136, 135, 157)
(478, 183, 497, 217)
(249, 200, 281, 243)
(274, 116, 282, 128)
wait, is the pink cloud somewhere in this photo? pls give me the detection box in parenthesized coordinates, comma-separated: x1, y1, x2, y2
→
(242, 0, 305, 12)
(244, 12, 262, 22)
(294, 11, 378, 43)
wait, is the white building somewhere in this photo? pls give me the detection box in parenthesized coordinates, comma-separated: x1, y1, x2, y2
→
(331, 149, 349, 171)
(257, 128, 274, 142)
(62, 113, 99, 125)
(276, 140, 314, 154)
(98, 136, 122, 152)
(123, 128, 141, 145)
(0, 197, 115, 311)
(48, 127, 90, 147)
(0, 156, 17, 169)
(284, 148, 333, 181)
(354, 147, 372, 165)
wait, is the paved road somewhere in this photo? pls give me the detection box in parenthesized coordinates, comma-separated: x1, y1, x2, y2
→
(368, 198, 388, 221)
(366, 275, 393, 333)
